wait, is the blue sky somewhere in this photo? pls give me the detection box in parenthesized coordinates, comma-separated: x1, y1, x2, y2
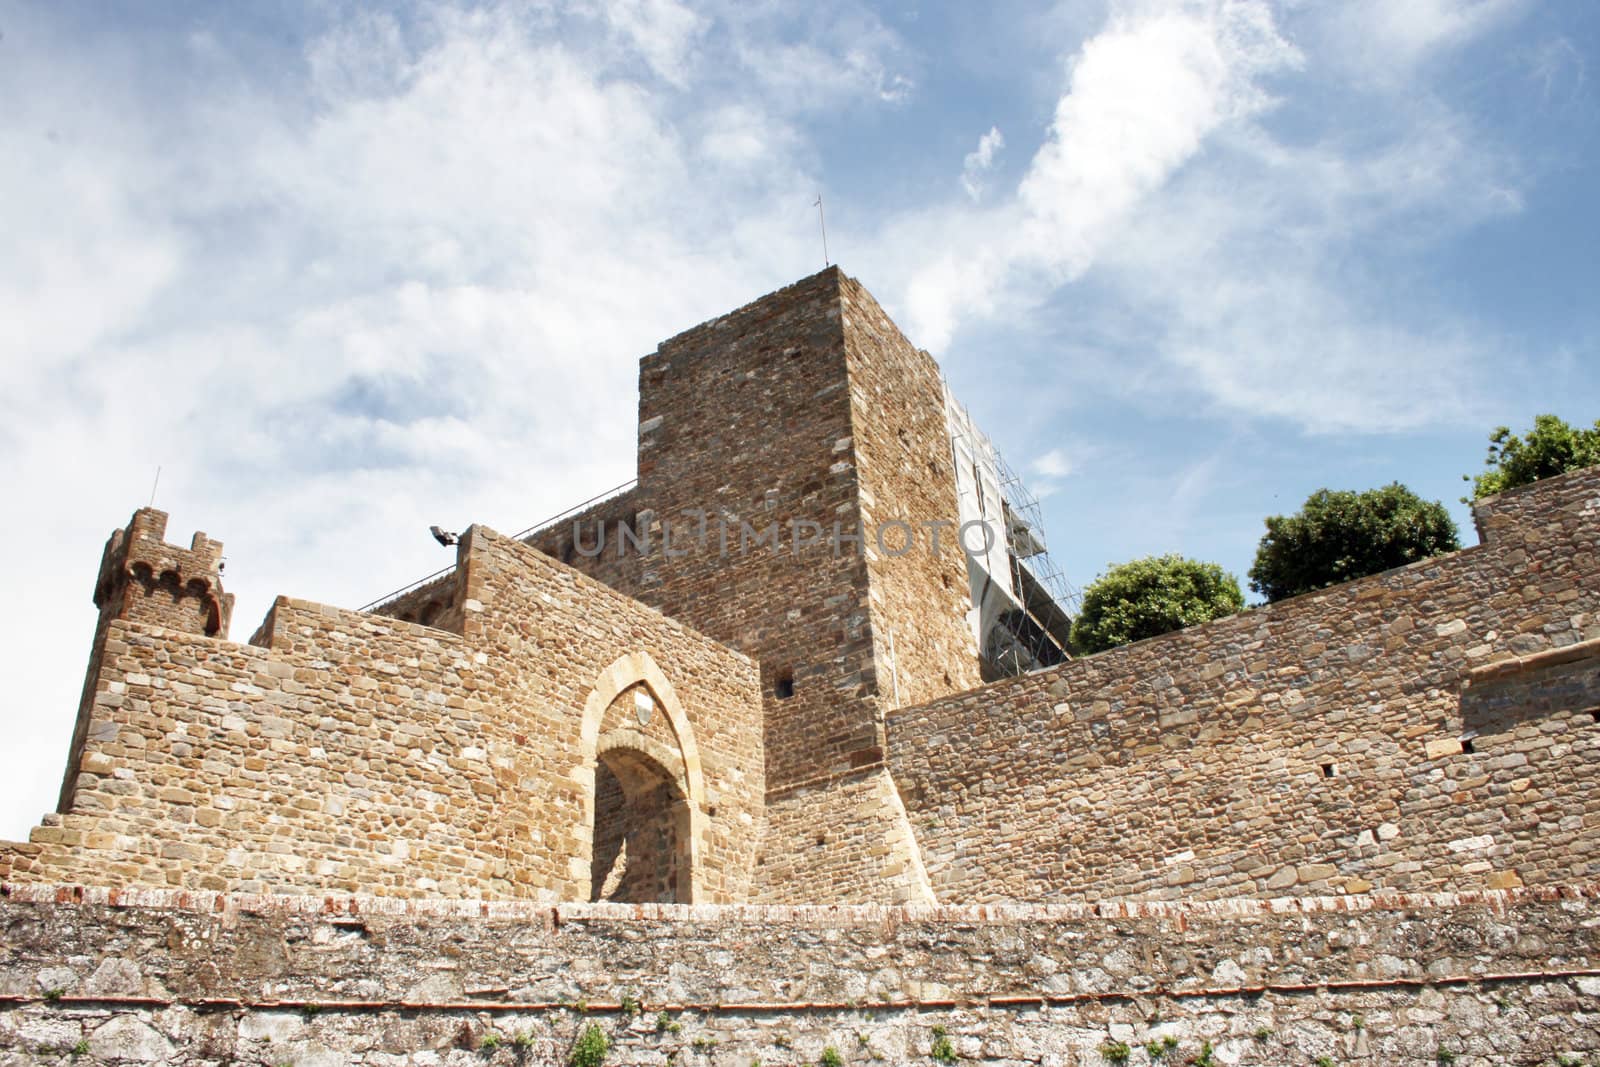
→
(1, 0, 1596, 838)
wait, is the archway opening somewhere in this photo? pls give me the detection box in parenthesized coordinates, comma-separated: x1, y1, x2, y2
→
(589, 746, 691, 903)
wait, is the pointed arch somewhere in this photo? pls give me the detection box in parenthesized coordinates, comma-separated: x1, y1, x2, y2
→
(573, 651, 706, 902)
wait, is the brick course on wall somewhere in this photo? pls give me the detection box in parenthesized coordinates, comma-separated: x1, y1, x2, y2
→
(887, 464, 1600, 903)
(2, 883, 1598, 1064)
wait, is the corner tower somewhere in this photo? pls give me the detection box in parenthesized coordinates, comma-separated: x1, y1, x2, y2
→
(58, 508, 232, 810)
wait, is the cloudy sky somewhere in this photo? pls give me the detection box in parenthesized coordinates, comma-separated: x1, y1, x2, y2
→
(2, 0, 1596, 838)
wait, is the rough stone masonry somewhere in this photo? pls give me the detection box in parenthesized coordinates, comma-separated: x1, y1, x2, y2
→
(3, 268, 1599, 1061)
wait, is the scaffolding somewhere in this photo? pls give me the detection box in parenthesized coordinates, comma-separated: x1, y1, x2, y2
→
(993, 450, 1080, 674)
(944, 382, 1079, 680)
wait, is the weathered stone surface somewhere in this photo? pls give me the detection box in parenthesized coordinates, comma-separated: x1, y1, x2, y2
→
(88, 1016, 172, 1062)
(2, 885, 1599, 1064)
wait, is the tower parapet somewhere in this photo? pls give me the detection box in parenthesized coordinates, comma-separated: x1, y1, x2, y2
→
(92, 508, 232, 637)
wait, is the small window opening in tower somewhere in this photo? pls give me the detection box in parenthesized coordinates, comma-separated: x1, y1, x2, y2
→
(1461, 737, 1476, 754)
(774, 672, 795, 700)
(1321, 762, 1338, 778)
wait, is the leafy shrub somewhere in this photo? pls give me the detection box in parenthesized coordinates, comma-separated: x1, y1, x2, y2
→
(1072, 556, 1244, 653)
(1099, 1040, 1132, 1065)
(569, 1023, 608, 1067)
(1145, 1035, 1178, 1058)
(1465, 414, 1600, 501)
(1249, 484, 1458, 601)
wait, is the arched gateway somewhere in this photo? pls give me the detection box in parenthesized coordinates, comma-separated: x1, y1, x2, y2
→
(575, 652, 706, 903)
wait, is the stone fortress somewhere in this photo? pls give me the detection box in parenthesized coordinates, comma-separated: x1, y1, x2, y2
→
(3, 267, 1599, 1063)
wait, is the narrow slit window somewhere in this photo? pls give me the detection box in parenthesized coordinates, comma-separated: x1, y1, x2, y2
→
(775, 672, 795, 700)
(1321, 762, 1338, 778)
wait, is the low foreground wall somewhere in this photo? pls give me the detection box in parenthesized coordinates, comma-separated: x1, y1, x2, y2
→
(3, 884, 1599, 1065)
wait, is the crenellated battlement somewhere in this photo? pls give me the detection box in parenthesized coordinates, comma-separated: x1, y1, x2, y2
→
(92, 508, 232, 639)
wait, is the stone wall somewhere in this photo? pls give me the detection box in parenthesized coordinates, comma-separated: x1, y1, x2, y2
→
(751, 766, 933, 905)
(2, 523, 763, 904)
(522, 487, 644, 604)
(2, 883, 1598, 1065)
(13, 271, 1600, 917)
(366, 569, 466, 633)
(518, 270, 992, 905)
(886, 465, 1600, 903)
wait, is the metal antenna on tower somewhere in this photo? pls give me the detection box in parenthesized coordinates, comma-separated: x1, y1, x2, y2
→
(813, 194, 830, 268)
(149, 466, 162, 508)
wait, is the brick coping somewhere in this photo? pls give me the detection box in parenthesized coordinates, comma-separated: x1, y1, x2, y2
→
(4, 882, 1594, 925)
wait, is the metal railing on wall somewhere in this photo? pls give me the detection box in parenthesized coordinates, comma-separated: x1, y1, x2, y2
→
(356, 478, 638, 614)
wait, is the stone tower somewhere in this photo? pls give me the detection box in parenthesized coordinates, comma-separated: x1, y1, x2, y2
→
(532, 267, 988, 898)
(57, 508, 232, 811)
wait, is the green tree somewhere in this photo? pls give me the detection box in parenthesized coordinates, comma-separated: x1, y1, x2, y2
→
(1070, 554, 1244, 653)
(1464, 414, 1600, 500)
(1248, 483, 1459, 602)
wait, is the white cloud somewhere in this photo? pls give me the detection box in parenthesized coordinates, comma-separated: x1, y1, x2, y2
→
(718, 0, 917, 111)
(1313, 0, 1526, 82)
(1028, 446, 1079, 501)
(1524, 36, 1587, 106)
(1074, 47, 1528, 432)
(877, 0, 1533, 436)
(1032, 448, 1074, 479)
(597, 0, 708, 86)
(961, 126, 1006, 201)
(899, 0, 1301, 351)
